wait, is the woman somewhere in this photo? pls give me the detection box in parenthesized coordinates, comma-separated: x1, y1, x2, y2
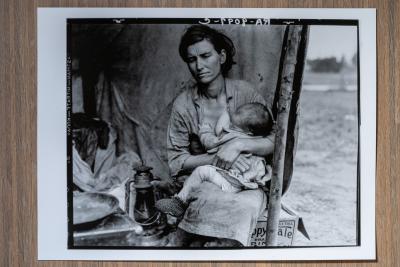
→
(167, 25, 275, 246)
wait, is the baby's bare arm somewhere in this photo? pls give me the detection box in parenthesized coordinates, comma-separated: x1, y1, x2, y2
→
(198, 123, 221, 150)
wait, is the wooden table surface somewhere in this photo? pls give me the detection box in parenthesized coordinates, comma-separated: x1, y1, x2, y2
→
(1, 0, 398, 266)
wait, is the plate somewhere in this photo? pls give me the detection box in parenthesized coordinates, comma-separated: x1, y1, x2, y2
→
(73, 192, 120, 225)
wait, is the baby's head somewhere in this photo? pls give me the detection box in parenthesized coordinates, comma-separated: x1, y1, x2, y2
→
(231, 103, 273, 136)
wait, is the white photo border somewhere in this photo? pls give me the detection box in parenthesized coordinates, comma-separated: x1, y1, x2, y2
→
(37, 7, 376, 261)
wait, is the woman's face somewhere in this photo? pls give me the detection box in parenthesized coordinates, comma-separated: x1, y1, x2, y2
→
(186, 39, 226, 85)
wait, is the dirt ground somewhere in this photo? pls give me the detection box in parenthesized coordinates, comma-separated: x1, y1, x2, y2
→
(284, 89, 358, 246)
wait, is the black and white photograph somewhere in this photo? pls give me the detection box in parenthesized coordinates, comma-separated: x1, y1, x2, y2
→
(68, 18, 357, 248)
(37, 8, 376, 261)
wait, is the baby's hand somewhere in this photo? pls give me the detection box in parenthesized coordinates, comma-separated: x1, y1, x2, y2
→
(230, 154, 252, 173)
(256, 165, 272, 186)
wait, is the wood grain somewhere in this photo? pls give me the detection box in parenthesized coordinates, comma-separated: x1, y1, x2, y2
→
(1, 0, 397, 266)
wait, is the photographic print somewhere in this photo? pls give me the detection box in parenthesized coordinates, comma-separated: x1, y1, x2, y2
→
(38, 8, 376, 261)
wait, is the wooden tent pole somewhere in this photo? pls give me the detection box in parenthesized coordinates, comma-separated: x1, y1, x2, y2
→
(266, 25, 308, 246)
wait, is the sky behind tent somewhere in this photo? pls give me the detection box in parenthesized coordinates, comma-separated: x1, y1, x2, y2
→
(307, 26, 358, 62)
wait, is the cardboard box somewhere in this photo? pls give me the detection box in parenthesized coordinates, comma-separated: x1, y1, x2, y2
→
(250, 207, 299, 247)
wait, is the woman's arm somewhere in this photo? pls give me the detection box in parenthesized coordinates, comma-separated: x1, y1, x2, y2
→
(182, 153, 215, 172)
(240, 135, 275, 155)
(213, 135, 275, 170)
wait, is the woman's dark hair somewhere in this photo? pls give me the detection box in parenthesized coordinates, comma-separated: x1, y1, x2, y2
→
(179, 25, 236, 76)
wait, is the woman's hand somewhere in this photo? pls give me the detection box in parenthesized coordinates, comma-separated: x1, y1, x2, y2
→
(213, 139, 244, 170)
